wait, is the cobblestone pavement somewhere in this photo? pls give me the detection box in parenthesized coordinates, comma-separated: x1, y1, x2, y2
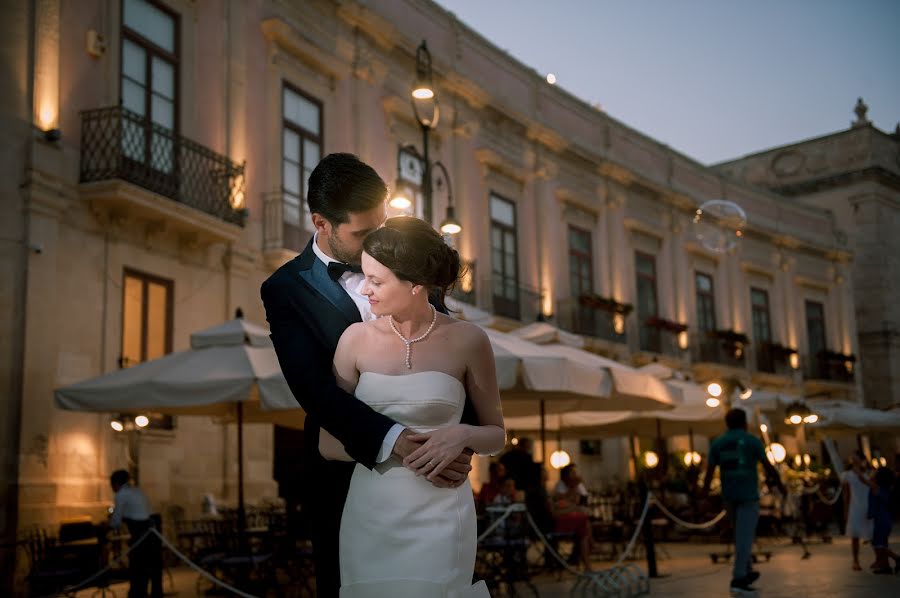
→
(71, 535, 899, 597)
(534, 536, 900, 597)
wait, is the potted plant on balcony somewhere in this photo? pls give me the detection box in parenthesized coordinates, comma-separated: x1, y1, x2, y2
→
(765, 342, 798, 362)
(817, 349, 856, 382)
(644, 316, 688, 334)
(709, 329, 750, 360)
(577, 293, 633, 315)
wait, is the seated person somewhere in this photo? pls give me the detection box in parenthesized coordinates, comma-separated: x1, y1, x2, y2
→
(552, 463, 593, 571)
(494, 477, 525, 504)
(478, 462, 507, 510)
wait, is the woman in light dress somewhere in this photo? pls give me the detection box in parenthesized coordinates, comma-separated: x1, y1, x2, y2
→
(320, 216, 505, 597)
(840, 452, 872, 571)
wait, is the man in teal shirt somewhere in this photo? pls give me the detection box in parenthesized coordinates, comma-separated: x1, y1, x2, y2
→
(702, 408, 785, 596)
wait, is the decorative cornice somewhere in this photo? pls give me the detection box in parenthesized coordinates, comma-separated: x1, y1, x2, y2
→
(335, 1, 398, 51)
(773, 166, 900, 196)
(597, 160, 634, 187)
(740, 259, 776, 278)
(442, 71, 489, 110)
(473, 147, 529, 183)
(795, 274, 830, 292)
(623, 217, 665, 240)
(261, 17, 350, 80)
(526, 122, 568, 153)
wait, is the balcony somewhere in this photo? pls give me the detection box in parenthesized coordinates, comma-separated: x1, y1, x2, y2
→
(802, 351, 856, 398)
(557, 298, 626, 345)
(449, 260, 477, 305)
(634, 317, 687, 363)
(804, 352, 855, 383)
(79, 106, 246, 241)
(753, 343, 796, 376)
(690, 331, 748, 378)
(263, 191, 311, 267)
(488, 275, 542, 324)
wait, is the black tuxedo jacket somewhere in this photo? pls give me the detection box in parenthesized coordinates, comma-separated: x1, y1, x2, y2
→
(260, 238, 476, 595)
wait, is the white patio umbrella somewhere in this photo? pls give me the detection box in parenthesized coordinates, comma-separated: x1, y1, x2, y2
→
(55, 318, 303, 533)
(483, 328, 678, 417)
(509, 322, 586, 348)
(807, 400, 900, 435)
(503, 377, 723, 439)
(484, 327, 679, 462)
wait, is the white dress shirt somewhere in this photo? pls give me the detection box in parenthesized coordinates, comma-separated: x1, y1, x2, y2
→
(110, 484, 151, 529)
(312, 233, 404, 462)
(553, 480, 589, 498)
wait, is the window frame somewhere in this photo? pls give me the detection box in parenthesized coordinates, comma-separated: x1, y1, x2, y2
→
(119, 0, 181, 134)
(750, 287, 774, 372)
(567, 225, 593, 298)
(120, 268, 174, 367)
(694, 272, 717, 333)
(490, 193, 519, 319)
(805, 300, 827, 356)
(635, 251, 660, 352)
(281, 82, 324, 243)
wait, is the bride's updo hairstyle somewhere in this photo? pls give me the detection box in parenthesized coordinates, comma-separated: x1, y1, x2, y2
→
(363, 216, 461, 309)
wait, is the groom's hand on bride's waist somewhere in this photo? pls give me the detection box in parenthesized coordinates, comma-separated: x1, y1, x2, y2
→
(392, 430, 472, 488)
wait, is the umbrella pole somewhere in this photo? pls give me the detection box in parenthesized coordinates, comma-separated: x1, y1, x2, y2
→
(237, 402, 247, 552)
(540, 399, 546, 466)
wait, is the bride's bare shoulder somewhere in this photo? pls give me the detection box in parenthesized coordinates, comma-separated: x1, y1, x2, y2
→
(340, 320, 382, 343)
(440, 316, 489, 345)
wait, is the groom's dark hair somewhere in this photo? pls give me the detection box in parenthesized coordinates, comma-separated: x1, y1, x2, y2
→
(307, 153, 387, 224)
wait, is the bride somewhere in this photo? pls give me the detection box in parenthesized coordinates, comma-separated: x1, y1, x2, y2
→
(319, 216, 506, 597)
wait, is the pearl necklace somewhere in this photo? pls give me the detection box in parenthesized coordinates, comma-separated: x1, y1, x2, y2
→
(388, 306, 437, 369)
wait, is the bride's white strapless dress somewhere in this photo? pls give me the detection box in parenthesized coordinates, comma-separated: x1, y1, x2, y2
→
(339, 371, 490, 597)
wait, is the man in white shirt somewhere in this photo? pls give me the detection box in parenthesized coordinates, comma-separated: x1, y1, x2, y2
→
(110, 470, 161, 598)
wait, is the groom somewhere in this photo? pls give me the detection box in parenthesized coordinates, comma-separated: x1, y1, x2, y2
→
(261, 153, 475, 597)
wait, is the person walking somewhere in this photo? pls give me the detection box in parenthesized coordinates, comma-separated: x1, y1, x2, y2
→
(701, 408, 785, 596)
(840, 453, 872, 570)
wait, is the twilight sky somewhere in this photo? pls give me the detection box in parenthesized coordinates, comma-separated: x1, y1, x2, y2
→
(434, 0, 900, 164)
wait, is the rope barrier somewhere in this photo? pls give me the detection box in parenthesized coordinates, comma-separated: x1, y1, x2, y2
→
(478, 496, 652, 596)
(50, 497, 659, 598)
(476, 502, 524, 542)
(649, 497, 727, 530)
(816, 485, 842, 506)
(39, 528, 154, 598)
(149, 528, 259, 598)
(613, 492, 652, 568)
(40, 527, 261, 598)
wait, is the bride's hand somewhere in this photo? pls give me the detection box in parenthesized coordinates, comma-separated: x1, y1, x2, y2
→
(403, 425, 472, 481)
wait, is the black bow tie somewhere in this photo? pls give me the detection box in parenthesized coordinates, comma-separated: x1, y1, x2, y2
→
(327, 261, 363, 281)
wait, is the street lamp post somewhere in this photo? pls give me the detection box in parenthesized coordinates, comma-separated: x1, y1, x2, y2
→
(397, 40, 461, 237)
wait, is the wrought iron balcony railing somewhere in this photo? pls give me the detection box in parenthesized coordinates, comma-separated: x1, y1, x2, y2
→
(804, 352, 855, 383)
(80, 106, 246, 226)
(637, 324, 682, 357)
(754, 343, 795, 376)
(263, 191, 309, 253)
(449, 260, 477, 305)
(557, 298, 626, 344)
(691, 332, 748, 369)
(488, 276, 542, 322)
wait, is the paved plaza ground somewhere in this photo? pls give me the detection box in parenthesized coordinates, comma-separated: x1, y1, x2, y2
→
(70, 535, 899, 598)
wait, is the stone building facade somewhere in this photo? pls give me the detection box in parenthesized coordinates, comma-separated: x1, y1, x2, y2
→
(715, 102, 900, 410)
(0, 0, 863, 591)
